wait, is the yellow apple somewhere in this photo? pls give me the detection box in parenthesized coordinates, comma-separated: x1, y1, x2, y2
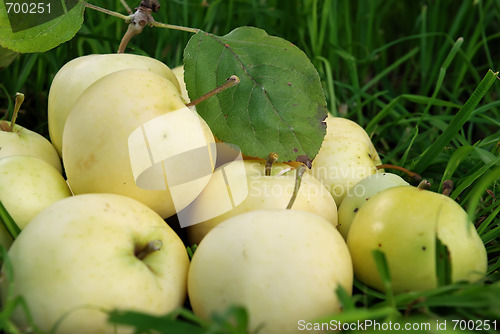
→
(347, 186, 487, 294)
(0, 193, 190, 334)
(185, 159, 337, 245)
(48, 53, 181, 156)
(188, 209, 353, 334)
(309, 114, 382, 206)
(62, 69, 216, 219)
(0, 155, 72, 249)
(0, 121, 62, 174)
(337, 172, 409, 239)
(171, 65, 190, 103)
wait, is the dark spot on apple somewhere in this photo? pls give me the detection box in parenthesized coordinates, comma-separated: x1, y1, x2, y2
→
(365, 197, 370, 201)
(293, 148, 298, 153)
(354, 208, 359, 213)
(368, 153, 372, 158)
(378, 243, 382, 247)
(422, 246, 426, 251)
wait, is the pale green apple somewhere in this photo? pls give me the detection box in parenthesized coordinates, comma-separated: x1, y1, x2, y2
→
(48, 53, 181, 156)
(337, 172, 410, 239)
(62, 69, 216, 219)
(347, 186, 487, 294)
(309, 114, 382, 206)
(185, 159, 337, 246)
(188, 209, 353, 334)
(0, 121, 62, 173)
(171, 65, 190, 103)
(0, 193, 190, 334)
(0, 155, 72, 249)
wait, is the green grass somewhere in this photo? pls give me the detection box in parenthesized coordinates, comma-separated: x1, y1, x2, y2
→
(0, 0, 499, 333)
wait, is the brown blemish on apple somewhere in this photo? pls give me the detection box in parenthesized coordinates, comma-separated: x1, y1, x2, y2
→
(0, 122, 10, 131)
(81, 153, 96, 170)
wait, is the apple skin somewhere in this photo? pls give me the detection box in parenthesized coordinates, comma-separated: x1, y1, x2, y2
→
(0, 122, 62, 174)
(0, 155, 72, 248)
(171, 65, 190, 103)
(48, 53, 181, 156)
(62, 69, 216, 219)
(337, 172, 410, 239)
(188, 209, 353, 334)
(186, 160, 338, 246)
(309, 114, 382, 207)
(0, 193, 190, 334)
(347, 186, 487, 294)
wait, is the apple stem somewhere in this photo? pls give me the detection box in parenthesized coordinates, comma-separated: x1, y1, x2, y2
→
(150, 21, 200, 34)
(417, 179, 432, 190)
(442, 180, 454, 197)
(3, 93, 24, 132)
(376, 164, 422, 181)
(83, 1, 132, 21)
(83, 1, 199, 53)
(186, 75, 240, 107)
(135, 240, 163, 260)
(286, 163, 306, 209)
(265, 153, 279, 176)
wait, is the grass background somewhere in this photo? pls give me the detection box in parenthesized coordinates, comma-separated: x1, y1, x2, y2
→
(0, 0, 499, 333)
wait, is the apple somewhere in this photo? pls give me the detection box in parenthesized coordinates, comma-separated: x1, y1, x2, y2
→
(62, 69, 216, 219)
(337, 172, 410, 239)
(171, 65, 190, 103)
(0, 94, 62, 174)
(0, 193, 190, 334)
(185, 159, 338, 246)
(48, 53, 182, 156)
(0, 155, 72, 249)
(309, 114, 383, 206)
(347, 186, 487, 294)
(188, 209, 353, 334)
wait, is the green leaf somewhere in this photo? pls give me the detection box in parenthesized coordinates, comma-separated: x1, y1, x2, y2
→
(184, 26, 327, 162)
(0, 0, 85, 53)
(107, 309, 207, 334)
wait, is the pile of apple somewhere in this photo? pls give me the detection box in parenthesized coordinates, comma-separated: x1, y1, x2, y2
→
(0, 53, 488, 334)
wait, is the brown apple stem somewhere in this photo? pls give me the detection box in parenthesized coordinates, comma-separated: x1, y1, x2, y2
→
(7, 93, 24, 132)
(82, 1, 132, 21)
(376, 164, 422, 181)
(265, 153, 279, 176)
(151, 21, 200, 34)
(286, 163, 306, 209)
(417, 179, 432, 190)
(135, 240, 163, 260)
(442, 180, 454, 197)
(118, 20, 145, 53)
(186, 75, 240, 107)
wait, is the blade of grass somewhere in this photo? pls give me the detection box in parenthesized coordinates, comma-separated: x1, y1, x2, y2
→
(0, 201, 20, 240)
(412, 69, 499, 173)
